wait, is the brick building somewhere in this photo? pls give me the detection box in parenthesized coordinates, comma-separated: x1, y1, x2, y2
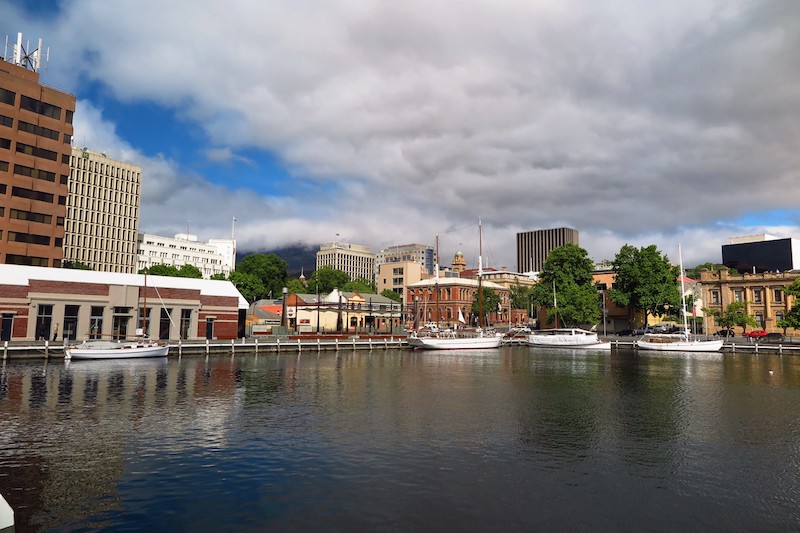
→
(0, 265, 247, 342)
(1, 37, 76, 267)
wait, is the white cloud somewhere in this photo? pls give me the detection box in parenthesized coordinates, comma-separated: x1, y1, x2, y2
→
(5, 0, 799, 269)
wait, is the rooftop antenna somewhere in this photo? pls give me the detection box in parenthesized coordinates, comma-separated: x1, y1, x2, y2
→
(231, 216, 236, 239)
(7, 32, 48, 72)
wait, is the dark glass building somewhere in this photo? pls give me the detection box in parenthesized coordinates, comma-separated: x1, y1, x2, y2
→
(722, 238, 799, 274)
(516, 227, 579, 273)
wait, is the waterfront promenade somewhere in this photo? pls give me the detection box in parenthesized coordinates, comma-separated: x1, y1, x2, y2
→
(2, 334, 800, 359)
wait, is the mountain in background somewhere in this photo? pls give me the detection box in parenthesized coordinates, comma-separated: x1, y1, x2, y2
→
(237, 243, 318, 278)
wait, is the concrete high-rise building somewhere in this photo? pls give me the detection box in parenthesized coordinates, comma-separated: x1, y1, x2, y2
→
(64, 148, 141, 272)
(375, 243, 433, 279)
(1, 34, 76, 267)
(137, 233, 234, 279)
(516, 227, 579, 273)
(316, 240, 375, 282)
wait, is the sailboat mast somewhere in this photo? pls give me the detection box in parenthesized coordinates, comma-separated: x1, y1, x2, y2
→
(478, 219, 484, 329)
(141, 269, 147, 336)
(435, 233, 440, 326)
(679, 245, 688, 333)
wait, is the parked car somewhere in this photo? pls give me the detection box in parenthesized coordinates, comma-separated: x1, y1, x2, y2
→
(763, 332, 785, 342)
(743, 330, 768, 339)
(633, 326, 655, 335)
(714, 329, 735, 337)
(615, 329, 635, 336)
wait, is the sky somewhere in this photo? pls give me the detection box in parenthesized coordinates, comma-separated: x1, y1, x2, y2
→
(3, 0, 799, 271)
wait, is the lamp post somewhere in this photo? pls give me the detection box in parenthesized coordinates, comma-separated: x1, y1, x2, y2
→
(336, 288, 343, 332)
(316, 280, 321, 334)
(281, 287, 288, 330)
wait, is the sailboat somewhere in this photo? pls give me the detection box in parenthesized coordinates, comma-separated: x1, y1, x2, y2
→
(65, 270, 170, 360)
(407, 220, 502, 350)
(635, 246, 722, 353)
(526, 281, 611, 349)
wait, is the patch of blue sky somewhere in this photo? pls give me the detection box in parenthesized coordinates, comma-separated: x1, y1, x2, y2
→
(732, 210, 800, 227)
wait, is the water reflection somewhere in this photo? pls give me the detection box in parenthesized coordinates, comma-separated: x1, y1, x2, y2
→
(0, 348, 799, 532)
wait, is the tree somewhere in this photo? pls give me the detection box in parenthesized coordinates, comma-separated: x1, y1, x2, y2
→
(610, 244, 681, 326)
(228, 271, 267, 303)
(210, 273, 227, 281)
(307, 267, 350, 294)
(141, 264, 180, 277)
(62, 260, 93, 270)
(707, 301, 758, 332)
(343, 278, 375, 294)
(685, 262, 739, 279)
(530, 243, 600, 327)
(509, 283, 533, 311)
(286, 278, 308, 294)
(381, 289, 402, 302)
(237, 253, 289, 298)
(471, 286, 501, 325)
(177, 264, 203, 278)
(776, 279, 800, 333)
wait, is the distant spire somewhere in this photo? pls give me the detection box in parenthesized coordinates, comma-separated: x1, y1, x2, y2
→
(299, 267, 306, 281)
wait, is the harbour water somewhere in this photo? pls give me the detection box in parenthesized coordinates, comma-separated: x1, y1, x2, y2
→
(1, 347, 799, 532)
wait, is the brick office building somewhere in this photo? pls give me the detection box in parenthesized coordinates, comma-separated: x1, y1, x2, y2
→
(0, 265, 247, 342)
(1, 36, 76, 267)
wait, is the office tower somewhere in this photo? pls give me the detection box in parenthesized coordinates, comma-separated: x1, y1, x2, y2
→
(375, 243, 434, 279)
(65, 148, 141, 272)
(516, 227, 579, 273)
(316, 240, 376, 283)
(1, 33, 76, 267)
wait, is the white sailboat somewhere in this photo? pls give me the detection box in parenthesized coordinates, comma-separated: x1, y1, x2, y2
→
(527, 282, 610, 349)
(407, 220, 502, 350)
(65, 270, 170, 360)
(635, 246, 722, 353)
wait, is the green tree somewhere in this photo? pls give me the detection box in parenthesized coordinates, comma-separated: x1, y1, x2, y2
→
(707, 301, 758, 332)
(530, 243, 600, 327)
(177, 264, 203, 278)
(471, 286, 501, 325)
(381, 289, 402, 302)
(685, 262, 739, 279)
(141, 264, 180, 277)
(62, 260, 93, 270)
(307, 267, 350, 294)
(237, 253, 289, 298)
(228, 271, 267, 303)
(210, 273, 227, 281)
(509, 283, 533, 311)
(776, 279, 800, 333)
(343, 278, 375, 294)
(286, 278, 308, 294)
(610, 244, 681, 326)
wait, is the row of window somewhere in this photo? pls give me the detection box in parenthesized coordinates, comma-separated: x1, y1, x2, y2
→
(71, 157, 140, 182)
(0, 87, 74, 122)
(14, 163, 68, 184)
(7, 208, 64, 225)
(70, 177, 140, 203)
(10, 185, 66, 204)
(709, 288, 784, 305)
(4, 254, 55, 267)
(16, 141, 60, 161)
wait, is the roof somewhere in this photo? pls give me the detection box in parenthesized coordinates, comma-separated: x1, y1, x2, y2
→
(407, 276, 506, 290)
(0, 264, 249, 309)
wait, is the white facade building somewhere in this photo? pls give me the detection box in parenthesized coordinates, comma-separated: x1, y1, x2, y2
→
(64, 148, 141, 273)
(316, 241, 376, 282)
(137, 233, 234, 278)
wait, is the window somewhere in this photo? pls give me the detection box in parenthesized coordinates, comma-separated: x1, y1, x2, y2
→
(20, 95, 62, 120)
(6, 254, 50, 266)
(8, 231, 51, 246)
(16, 142, 59, 161)
(0, 137, 10, 149)
(10, 209, 52, 224)
(753, 289, 762, 304)
(734, 289, 743, 302)
(11, 186, 54, 203)
(774, 289, 783, 303)
(0, 114, 12, 127)
(35, 304, 53, 340)
(0, 88, 15, 106)
(14, 164, 56, 182)
(755, 311, 764, 326)
(66, 110, 73, 124)
(17, 121, 60, 140)
(711, 290, 720, 304)
(776, 311, 785, 323)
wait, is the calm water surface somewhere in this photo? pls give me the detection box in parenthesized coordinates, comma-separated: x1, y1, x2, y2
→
(1, 347, 799, 532)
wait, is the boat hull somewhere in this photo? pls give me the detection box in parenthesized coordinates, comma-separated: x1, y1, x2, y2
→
(65, 342, 169, 360)
(406, 335, 502, 350)
(635, 337, 722, 352)
(527, 329, 611, 350)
